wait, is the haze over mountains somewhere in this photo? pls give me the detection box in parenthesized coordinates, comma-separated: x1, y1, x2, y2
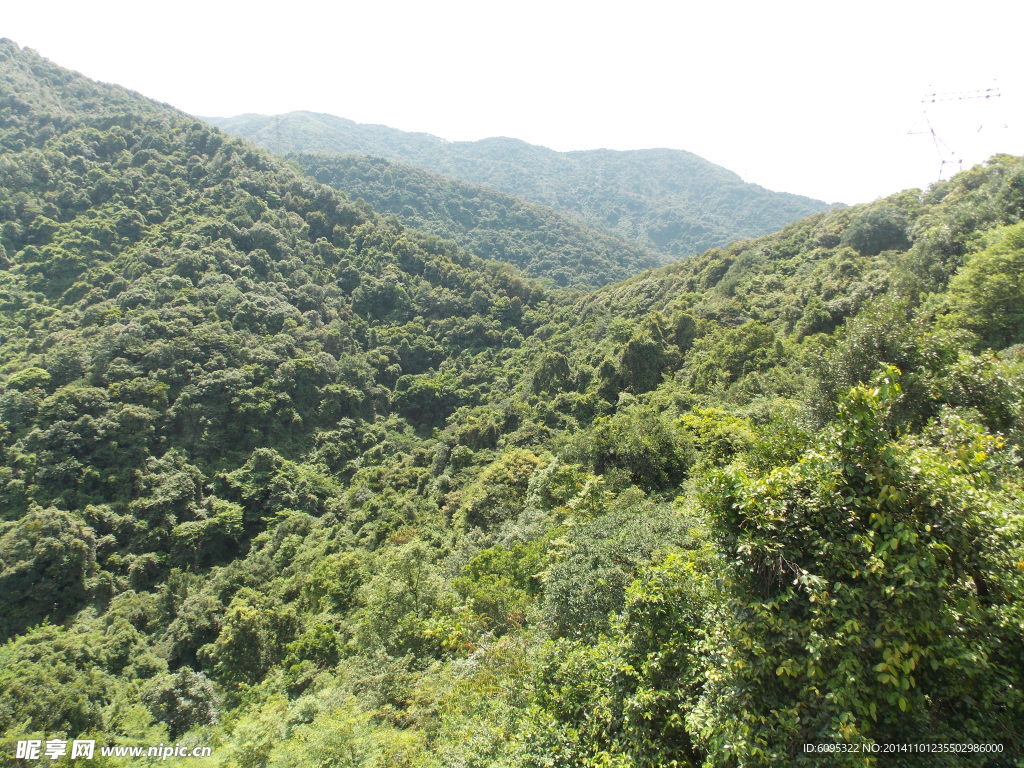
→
(2, 38, 1023, 767)
(208, 111, 832, 261)
(289, 152, 664, 288)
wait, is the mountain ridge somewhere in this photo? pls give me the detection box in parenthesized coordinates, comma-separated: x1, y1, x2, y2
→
(207, 110, 832, 259)
(287, 151, 666, 288)
(2, 39, 1023, 768)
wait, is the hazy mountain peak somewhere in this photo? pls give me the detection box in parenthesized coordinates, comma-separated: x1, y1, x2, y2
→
(208, 110, 830, 258)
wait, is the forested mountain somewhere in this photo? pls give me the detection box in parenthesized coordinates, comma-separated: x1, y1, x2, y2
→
(289, 153, 663, 288)
(3, 40, 1024, 768)
(208, 111, 831, 260)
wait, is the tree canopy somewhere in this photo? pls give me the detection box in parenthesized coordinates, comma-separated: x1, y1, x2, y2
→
(2, 38, 1023, 768)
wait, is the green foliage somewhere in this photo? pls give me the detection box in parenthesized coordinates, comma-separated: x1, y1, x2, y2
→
(619, 331, 671, 393)
(686, 320, 782, 393)
(211, 112, 829, 261)
(453, 538, 547, 635)
(142, 668, 219, 738)
(943, 221, 1024, 349)
(933, 351, 1024, 444)
(221, 448, 340, 529)
(456, 449, 544, 530)
(695, 369, 1024, 763)
(842, 202, 912, 255)
(200, 588, 297, 685)
(293, 154, 663, 287)
(541, 491, 692, 639)
(300, 551, 367, 613)
(677, 407, 755, 466)
(571, 401, 694, 491)
(6, 366, 51, 391)
(809, 298, 939, 425)
(531, 351, 574, 394)
(0, 625, 109, 735)
(519, 547, 719, 767)
(2, 40, 1024, 768)
(171, 498, 245, 567)
(393, 372, 462, 426)
(0, 507, 96, 639)
(351, 540, 450, 659)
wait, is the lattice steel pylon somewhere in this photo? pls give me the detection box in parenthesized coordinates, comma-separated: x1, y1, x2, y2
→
(908, 85, 1002, 179)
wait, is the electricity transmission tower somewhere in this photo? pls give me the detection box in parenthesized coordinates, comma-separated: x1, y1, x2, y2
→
(908, 85, 1002, 179)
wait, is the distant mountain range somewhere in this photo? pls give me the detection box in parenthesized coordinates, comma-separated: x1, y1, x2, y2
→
(207, 111, 832, 261)
(287, 152, 664, 288)
(4, 39, 1024, 765)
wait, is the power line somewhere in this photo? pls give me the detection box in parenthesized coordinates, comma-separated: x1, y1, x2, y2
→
(921, 86, 1000, 104)
(908, 83, 1003, 180)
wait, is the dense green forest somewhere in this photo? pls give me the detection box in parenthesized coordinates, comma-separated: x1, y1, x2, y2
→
(289, 153, 663, 288)
(2, 40, 1023, 767)
(207, 111, 830, 260)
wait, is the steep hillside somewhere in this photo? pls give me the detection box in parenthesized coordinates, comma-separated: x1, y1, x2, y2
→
(0, 36, 550, 639)
(3, 41, 1024, 768)
(290, 152, 664, 288)
(208, 111, 831, 259)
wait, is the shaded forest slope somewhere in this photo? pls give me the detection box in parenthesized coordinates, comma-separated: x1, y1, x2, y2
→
(290, 152, 664, 288)
(208, 110, 831, 260)
(2, 40, 1023, 768)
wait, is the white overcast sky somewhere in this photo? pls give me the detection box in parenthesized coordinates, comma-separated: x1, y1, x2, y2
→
(5, 0, 1023, 204)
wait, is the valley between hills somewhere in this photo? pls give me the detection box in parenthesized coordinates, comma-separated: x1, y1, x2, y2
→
(1, 38, 1023, 767)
